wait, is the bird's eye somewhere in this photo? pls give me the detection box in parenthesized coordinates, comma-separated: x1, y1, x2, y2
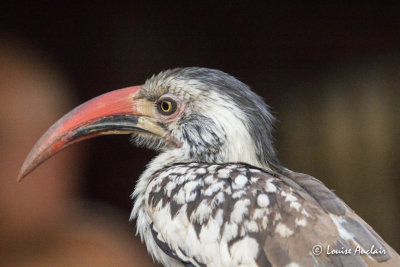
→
(157, 98, 177, 115)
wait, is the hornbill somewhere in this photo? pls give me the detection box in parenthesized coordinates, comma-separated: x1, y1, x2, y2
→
(19, 67, 400, 266)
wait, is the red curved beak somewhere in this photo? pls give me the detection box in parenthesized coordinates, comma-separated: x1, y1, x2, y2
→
(18, 85, 163, 181)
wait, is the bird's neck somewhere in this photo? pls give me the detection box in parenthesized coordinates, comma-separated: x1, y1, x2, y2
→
(146, 145, 271, 179)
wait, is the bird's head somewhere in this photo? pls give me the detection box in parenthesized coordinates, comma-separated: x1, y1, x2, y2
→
(18, 67, 279, 181)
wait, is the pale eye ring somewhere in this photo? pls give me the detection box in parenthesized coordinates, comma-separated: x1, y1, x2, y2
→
(157, 97, 177, 115)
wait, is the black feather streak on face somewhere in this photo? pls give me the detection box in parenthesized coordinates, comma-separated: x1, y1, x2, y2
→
(180, 113, 223, 161)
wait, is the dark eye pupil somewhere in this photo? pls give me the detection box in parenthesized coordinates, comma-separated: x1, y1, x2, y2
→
(162, 101, 170, 111)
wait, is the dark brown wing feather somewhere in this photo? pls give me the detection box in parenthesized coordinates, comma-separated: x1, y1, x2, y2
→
(276, 168, 400, 266)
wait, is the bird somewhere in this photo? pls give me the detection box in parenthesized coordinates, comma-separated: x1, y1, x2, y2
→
(18, 67, 400, 267)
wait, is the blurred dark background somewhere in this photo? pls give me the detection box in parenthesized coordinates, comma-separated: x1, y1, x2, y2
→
(1, 2, 399, 264)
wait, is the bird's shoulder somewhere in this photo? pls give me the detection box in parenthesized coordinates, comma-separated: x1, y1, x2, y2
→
(145, 162, 398, 267)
